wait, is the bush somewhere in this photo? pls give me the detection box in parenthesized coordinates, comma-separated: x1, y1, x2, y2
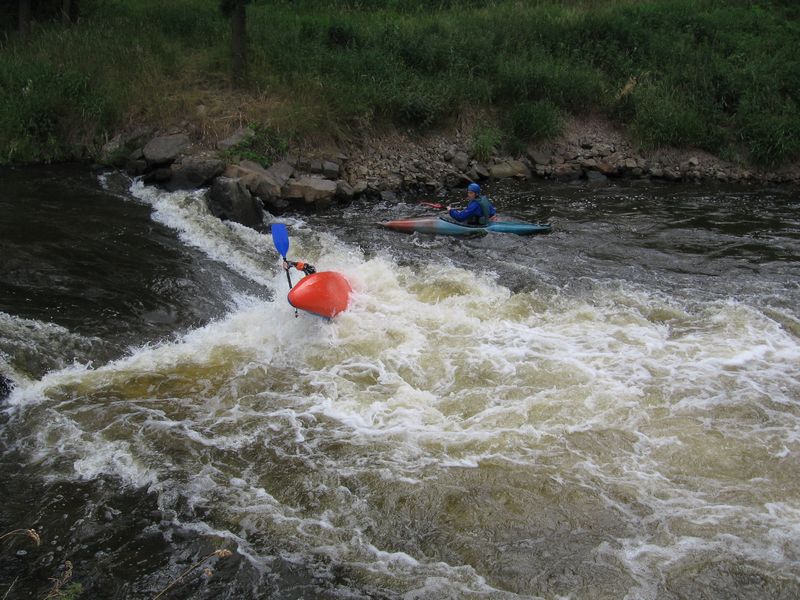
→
(628, 82, 719, 151)
(221, 123, 288, 167)
(470, 126, 502, 163)
(0, 60, 115, 163)
(737, 99, 800, 167)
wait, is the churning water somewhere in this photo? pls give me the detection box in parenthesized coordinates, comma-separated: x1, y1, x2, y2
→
(1, 166, 798, 599)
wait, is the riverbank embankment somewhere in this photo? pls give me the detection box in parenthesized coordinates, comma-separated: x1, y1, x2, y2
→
(97, 115, 800, 229)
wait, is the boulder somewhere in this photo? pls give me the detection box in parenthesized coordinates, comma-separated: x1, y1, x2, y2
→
(551, 163, 582, 181)
(336, 180, 355, 199)
(166, 156, 225, 191)
(142, 167, 173, 184)
(322, 160, 340, 179)
(207, 177, 263, 229)
(527, 149, 550, 166)
(380, 190, 398, 203)
(282, 176, 338, 207)
(143, 133, 191, 165)
(224, 159, 292, 207)
(474, 163, 490, 179)
(452, 151, 470, 172)
(268, 160, 295, 184)
(585, 170, 608, 183)
(489, 160, 531, 179)
(597, 162, 620, 176)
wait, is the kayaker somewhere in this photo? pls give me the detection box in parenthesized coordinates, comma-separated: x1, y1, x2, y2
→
(448, 182, 496, 226)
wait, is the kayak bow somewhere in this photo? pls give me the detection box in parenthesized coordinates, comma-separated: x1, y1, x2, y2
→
(287, 271, 352, 318)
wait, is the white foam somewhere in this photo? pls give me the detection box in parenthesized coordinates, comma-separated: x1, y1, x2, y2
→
(6, 182, 800, 597)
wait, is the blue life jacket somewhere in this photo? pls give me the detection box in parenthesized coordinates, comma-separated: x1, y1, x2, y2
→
(448, 195, 496, 225)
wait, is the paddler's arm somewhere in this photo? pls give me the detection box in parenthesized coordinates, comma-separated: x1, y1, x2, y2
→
(448, 201, 480, 222)
(283, 260, 316, 275)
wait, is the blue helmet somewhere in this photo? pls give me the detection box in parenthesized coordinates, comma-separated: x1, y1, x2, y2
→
(467, 183, 481, 193)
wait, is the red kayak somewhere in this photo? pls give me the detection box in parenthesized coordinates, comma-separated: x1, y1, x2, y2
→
(287, 271, 351, 318)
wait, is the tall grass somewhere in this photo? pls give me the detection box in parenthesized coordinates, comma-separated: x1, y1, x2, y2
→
(1, 0, 798, 167)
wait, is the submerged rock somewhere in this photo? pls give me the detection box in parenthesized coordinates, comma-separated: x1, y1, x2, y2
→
(0, 374, 12, 400)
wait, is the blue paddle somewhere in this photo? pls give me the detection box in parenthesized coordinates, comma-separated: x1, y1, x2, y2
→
(271, 223, 289, 259)
(271, 223, 298, 316)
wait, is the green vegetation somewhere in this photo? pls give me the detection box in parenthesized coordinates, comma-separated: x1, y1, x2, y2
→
(1, 0, 799, 167)
(220, 123, 289, 167)
(470, 125, 503, 162)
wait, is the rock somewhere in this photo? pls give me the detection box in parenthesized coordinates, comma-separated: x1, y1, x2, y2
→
(527, 149, 550, 166)
(489, 160, 530, 179)
(282, 176, 338, 206)
(224, 160, 291, 207)
(267, 159, 294, 184)
(594, 143, 614, 157)
(597, 162, 619, 176)
(585, 170, 608, 183)
(380, 190, 398, 203)
(322, 161, 340, 179)
(551, 163, 582, 181)
(352, 181, 368, 195)
(207, 177, 263, 228)
(142, 167, 173, 184)
(99, 134, 127, 167)
(336, 180, 355, 198)
(143, 133, 190, 165)
(474, 163, 490, 179)
(125, 159, 148, 177)
(452, 151, 470, 172)
(217, 127, 254, 150)
(0, 374, 12, 400)
(623, 158, 638, 170)
(166, 156, 225, 191)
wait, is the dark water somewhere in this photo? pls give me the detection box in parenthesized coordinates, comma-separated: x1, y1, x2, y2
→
(0, 166, 264, 378)
(1, 166, 799, 599)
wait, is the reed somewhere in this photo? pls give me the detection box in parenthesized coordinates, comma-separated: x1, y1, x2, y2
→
(0, 0, 798, 167)
(152, 548, 233, 600)
(0, 528, 40, 546)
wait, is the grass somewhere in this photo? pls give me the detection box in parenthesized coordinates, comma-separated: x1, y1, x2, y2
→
(0, 0, 798, 167)
(219, 123, 289, 167)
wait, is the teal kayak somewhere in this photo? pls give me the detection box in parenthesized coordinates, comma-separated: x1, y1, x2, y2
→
(379, 216, 551, 236)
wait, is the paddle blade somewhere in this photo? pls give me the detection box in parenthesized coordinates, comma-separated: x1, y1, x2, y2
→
(271, 223, 289, 258)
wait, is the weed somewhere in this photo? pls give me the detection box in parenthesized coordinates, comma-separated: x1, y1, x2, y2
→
(470, 126, 503, 162)
(221, 123, 288, 167)
(505, 100, 564, 144)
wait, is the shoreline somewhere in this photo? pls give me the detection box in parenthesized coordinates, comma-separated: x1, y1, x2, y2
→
(91, 115, 800, 228)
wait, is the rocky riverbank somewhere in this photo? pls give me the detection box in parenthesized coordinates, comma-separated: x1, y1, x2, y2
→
(100, 116, 800, 229)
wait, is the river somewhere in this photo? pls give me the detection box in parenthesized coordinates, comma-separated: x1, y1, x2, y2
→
(1, 165, 798, 599)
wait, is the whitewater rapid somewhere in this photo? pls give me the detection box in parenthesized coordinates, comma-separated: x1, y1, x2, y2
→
(2, 176, 798, 599)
